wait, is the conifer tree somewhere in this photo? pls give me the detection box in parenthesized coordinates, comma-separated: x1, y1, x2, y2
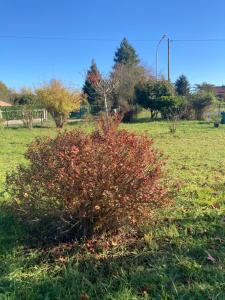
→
(114, 38, 140, 67)
(175, 74, 190, 96)
(83, 60, 101, 105)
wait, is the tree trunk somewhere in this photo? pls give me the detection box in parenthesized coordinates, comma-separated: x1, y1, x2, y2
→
(195, 109, 204, 120)
(151, 110, 157, 120)
(51, 111, 66, 128)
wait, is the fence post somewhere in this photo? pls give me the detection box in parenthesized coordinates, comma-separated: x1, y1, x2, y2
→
(41, 110, 43, 125)
(6, 108, 9, 127)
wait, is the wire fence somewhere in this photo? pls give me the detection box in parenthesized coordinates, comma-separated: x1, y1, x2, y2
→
(69, 105, 103, 119)
(0, 106, 48, 127)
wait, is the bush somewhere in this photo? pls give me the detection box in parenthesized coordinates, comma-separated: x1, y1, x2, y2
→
(6, 117, 167, 244)
(160, 96, 186, 119)
(190, 92, 215, 120)
(122, 108, 136, 122)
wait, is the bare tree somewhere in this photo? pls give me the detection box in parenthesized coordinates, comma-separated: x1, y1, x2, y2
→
(95, 76, 119, 119)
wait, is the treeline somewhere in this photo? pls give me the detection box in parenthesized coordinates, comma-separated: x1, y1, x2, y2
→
(82, 38, 222, 122)
(0, 38, 224, 127)
(0, 81, 82, 128)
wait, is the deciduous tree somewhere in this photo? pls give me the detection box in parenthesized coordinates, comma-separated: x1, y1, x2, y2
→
(94, 75, 119, 119)
(111, 64, 150, 121)
(0, 81, 10, 102)
(10, 88, 37, 105)
(135, 80, 174, 119)
(195, 82, 216, 94)
(190, 91, 215, 120)
(36, 80, 81, 128)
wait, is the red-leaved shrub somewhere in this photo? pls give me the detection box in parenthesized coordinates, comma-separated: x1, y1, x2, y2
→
(6, 116, 167, 244)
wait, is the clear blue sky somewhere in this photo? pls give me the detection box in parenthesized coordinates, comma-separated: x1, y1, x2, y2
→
(1, 0, 225, 90)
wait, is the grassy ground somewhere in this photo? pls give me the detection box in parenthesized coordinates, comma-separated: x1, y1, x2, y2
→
(0, 120, 225, 299)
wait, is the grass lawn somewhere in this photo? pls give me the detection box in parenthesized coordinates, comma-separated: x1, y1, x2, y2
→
(0, 120, 225, 299)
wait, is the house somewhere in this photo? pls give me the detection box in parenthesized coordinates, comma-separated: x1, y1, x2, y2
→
(215, 86, 225, 100)
(0, 101, 12, 120)
(0, 100, 12, 107)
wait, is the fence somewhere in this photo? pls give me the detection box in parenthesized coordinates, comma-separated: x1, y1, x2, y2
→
(0, 106, 48, 126)
(70, 105, 104, 119)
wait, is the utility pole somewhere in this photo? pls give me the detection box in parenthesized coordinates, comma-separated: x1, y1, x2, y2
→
(167, 38, 171, 82)
(156, 34, 167, 81)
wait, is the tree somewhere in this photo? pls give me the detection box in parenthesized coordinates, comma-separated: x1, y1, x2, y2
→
(8, 88, 39, 129)
(82, 60, 102, 106)
(36, 80, 81, 128)
(175, 74, 190, 96)
(114, 38, 140, 67)
(112, 38, 148, 122)
(111, 64, 149, 121)
(190, 91, 215, 120)
(94, 75, 119, 119)
(0, 81, 10, 102)
(160, 95, 186, 119)
(10, 88, 37, 105)
(135, 79, 174, 119)
(195, 82, 216, 94)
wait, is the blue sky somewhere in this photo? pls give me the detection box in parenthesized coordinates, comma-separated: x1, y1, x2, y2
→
(1, 0, 225, 90)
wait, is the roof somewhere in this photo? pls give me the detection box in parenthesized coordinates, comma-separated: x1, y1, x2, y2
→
(0, 100, 12, 107)
(215, 86, 225, 94)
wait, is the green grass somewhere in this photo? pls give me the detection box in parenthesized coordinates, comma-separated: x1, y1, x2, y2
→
(0, 120, 225, 299)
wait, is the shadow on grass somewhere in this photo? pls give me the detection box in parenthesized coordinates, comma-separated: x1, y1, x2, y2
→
(129, 117, 153, 124)
(32, 124, 55, 129)
(0, 208, 224, 300)
(2, 124, 54, 130)
(66, 120, 97, 129)
(66, 120, 87, 127)
(0, 208, 23, 255)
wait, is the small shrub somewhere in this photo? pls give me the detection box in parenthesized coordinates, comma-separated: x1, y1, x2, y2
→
(21, 108, 34, 129)
(6, 116, 167, 244)
(168, 120, 177, 134)
(167, 113, 180, 134)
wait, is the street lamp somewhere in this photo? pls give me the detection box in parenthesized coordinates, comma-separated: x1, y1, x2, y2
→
(156, 34, 168, 81)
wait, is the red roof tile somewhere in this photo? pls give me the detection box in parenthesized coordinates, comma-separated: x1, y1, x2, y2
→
(0, 101, 12, 107)
(215, 86, 225, 94)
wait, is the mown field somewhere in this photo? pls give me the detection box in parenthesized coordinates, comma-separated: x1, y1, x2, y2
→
(0, 120, 225, 300)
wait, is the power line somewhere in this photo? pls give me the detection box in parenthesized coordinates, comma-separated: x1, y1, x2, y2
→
(0, 35, 225, 43)
(0, 35, 158, 42)
(172, 39, 225, 42)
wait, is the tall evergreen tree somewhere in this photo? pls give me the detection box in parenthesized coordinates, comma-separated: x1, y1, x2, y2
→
(83, 60, 101, 105)
(114, 38, 140, 67)
(175, 74, 190, 96)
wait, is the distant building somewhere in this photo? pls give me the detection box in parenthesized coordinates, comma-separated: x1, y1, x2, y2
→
(215, 86, 225, 100)
(0, 100, 12, 107)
